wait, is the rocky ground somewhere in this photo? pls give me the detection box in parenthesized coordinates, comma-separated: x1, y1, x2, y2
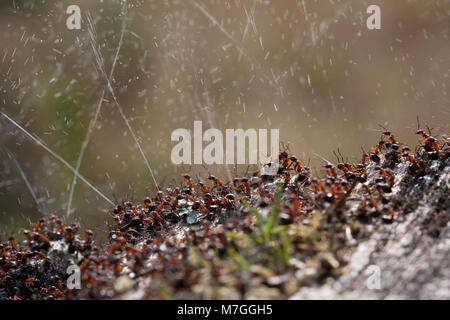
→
(0, 129, 449, 300)
(293, 150, 450, 299)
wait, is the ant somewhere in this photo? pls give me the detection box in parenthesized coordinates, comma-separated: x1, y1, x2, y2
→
(415, 117, 441, 159)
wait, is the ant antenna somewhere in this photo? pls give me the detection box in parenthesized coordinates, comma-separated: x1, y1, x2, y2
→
(181, 164, 193, 173)
(337, 148, 345, 163)
(332, 150, 340, 163)
(244, 164, 250, 176)
(201, 164, 211, 177)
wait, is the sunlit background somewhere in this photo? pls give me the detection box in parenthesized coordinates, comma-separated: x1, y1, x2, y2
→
(1, 0, 449, 238)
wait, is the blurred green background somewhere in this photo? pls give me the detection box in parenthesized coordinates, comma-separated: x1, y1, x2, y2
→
(0, 0, 449, 238)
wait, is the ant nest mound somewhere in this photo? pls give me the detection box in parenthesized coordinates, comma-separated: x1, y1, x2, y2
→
(0, 131, 449, 300)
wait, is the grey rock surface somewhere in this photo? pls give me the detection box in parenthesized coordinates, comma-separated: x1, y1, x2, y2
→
(292, 158, 449, 299)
